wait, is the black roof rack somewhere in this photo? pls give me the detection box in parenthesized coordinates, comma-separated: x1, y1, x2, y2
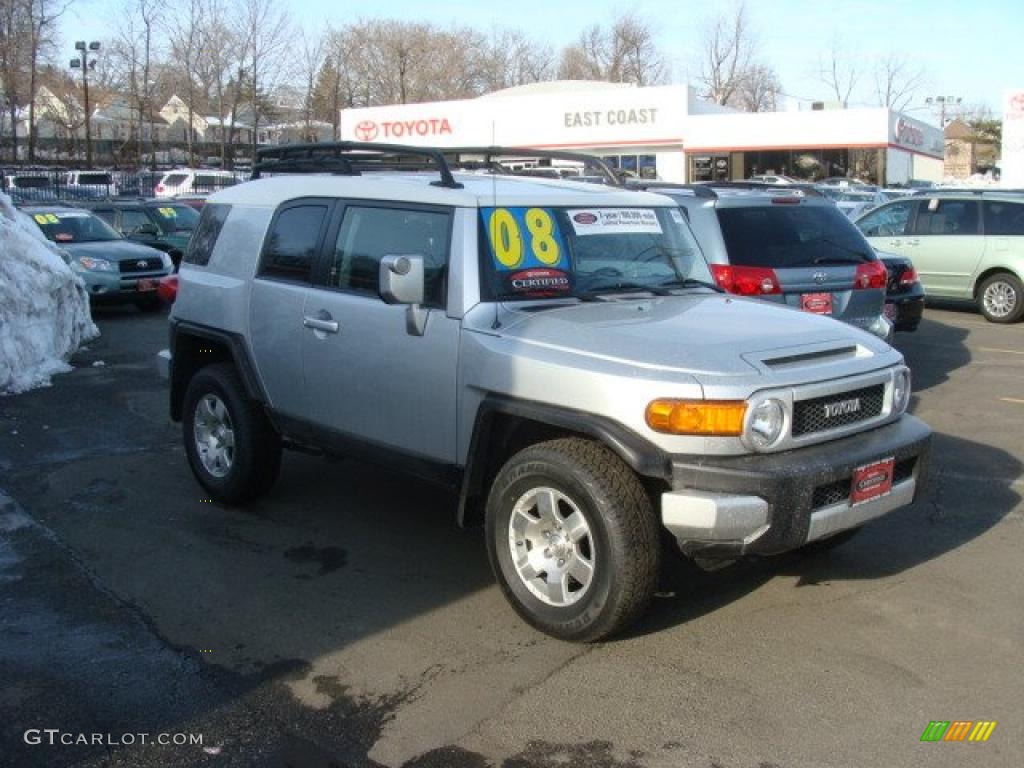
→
(251, 142, 464, 189)
(439, 147, 623, 187)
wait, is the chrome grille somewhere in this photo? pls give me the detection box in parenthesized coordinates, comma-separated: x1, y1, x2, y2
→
(792, 384, 884, 437)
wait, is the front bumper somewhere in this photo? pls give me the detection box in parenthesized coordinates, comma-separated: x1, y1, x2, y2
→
(661, 415, 931, 557)
(77, 268, 171, 302)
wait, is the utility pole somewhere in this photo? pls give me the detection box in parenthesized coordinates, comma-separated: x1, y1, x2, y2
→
(925, 95, 962, 128)
(70, 41, 101, 168)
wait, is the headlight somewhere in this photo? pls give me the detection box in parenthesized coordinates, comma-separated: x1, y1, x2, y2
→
(747, 398, 785, 448)
(893, 367, 911, 414)
(75, 256, 115, 272)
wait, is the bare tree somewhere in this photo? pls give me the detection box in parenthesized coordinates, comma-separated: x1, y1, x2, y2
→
(297, 27, 325, 141)
(738, 64, 781, 112)
(558, 14, 667, 86)
(166, 0, 201, 162)
(239, 0, 292, 160)
(0, 0, 31, 160)
(696, 1, 754, 106)
(478, 28, 554, 91)
(817, 37, 858, 106)
(26, 0, 71, 160)
(873, 51, 926, 112)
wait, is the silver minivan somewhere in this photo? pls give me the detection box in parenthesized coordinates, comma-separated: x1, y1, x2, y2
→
(637, 184, 891, 339)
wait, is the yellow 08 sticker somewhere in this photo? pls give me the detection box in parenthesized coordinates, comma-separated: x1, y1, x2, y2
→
(45, 213, 60, 223)
(488, 207, 562, 269)
(489, 208, 524, 268)
(34, 214, 48, 225)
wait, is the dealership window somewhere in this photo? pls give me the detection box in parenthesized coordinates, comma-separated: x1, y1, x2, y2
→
(601, 154, 657, 179)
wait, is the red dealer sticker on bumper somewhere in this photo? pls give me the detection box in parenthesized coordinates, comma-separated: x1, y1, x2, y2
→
(136, 278, 157, 292)
(850, 457, 895, 506)
(801, 292, 833, 314)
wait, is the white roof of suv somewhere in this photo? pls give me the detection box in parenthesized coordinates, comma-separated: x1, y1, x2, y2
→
(210, 172, 675, 209)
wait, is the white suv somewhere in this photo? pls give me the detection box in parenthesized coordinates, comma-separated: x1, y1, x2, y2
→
(154, 169, 239, 198)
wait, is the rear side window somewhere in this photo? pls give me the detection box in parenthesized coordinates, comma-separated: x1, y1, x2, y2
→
(983, 201, 1024, 236)
(913, 199, 979, 236)
(328, 206, 450, 305)
(184, 203, 231, 266)
(194, 174, 236, 190)
(162, 173, 188, 187)
(856, 200, 916, 237)
(716, 204, 873, 268)
(259, 204, 329, 281)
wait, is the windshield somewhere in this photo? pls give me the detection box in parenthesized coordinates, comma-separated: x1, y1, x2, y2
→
(481, 206, 712, 301)
(716, 204, 874, 268)
(152, 204, 200, 232)
(30, 211, 123, 243)
(13, 176, 52, 189)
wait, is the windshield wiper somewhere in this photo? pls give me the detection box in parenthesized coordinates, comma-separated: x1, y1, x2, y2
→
(576, 282, 671, 301)
(659, 277, 724, 293)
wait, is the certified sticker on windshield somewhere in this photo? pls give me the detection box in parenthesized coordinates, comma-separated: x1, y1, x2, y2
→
(568, 208, 662, 236)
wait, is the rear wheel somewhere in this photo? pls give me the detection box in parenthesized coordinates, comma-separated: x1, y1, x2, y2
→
(183, 363, 281, 504)
(977, 272, 1024, 323)
(485, 438, 660, 642)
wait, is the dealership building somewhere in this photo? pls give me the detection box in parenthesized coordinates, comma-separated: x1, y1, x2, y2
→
(338, 81, 944, 185)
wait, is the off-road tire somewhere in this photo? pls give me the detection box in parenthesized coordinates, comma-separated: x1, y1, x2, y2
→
(485, 438, 660, 642)
(977, 272, 1024, 323)
(183, 363, 281, 504)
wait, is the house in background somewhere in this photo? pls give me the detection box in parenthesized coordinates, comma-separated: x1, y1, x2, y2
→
(944, 118, 999, 179)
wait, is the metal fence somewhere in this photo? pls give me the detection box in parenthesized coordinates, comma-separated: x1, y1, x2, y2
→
(0, 166, 249, 205)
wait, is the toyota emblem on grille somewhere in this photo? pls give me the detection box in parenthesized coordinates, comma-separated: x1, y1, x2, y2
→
(812, 271, 828, 284)
(137, 260, 148, 268)
(823, 398, 861, 418)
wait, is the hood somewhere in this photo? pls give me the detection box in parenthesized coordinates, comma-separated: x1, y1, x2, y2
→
(472, 293, 896, 385)
(59, 239, 167, 261)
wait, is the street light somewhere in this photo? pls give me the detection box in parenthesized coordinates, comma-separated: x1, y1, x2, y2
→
(925, 95, 962, 128)
(70, 40, 101, 167)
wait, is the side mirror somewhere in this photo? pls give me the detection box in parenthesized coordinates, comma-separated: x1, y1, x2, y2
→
(379, 255, 428, 336)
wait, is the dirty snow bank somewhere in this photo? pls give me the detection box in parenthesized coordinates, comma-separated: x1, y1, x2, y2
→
(0, 192, 98, 394)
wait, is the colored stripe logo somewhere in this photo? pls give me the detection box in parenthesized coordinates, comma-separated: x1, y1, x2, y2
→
(920, 721, 996, 742)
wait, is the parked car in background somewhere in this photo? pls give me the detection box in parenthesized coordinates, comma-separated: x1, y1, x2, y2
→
(855, 191, 1024, 323)
(80, 199, 199, 266)
(877, 252, 924, 332)
(61, 170, 117, 200)
(748, 174, 798, 185)
(631, 182, 892, 340)
(817, 187, 887, 219)
(3, 173, 60, 204)
(154, 169, 239, 198)
(22, 205, 173, 311)
(818, 177, 870, 188)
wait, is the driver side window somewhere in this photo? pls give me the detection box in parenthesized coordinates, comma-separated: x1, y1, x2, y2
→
(857, 201, 916, 237)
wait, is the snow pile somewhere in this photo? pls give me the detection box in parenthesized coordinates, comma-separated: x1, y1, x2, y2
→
(0, 192, 98, 394)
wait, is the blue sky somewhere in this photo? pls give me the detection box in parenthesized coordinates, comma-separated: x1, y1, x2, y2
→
(62, 0, 1022, 121)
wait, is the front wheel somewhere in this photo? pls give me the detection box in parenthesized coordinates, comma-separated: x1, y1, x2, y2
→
(977, 272, 1024, 323)
(485, 438, 660, 642)
(183, 363, 282, 504)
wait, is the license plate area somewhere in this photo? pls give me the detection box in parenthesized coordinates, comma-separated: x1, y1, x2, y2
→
(801, 292, 833, 315)
(136, 278, 157, 292)
(850, 457, 895, 506)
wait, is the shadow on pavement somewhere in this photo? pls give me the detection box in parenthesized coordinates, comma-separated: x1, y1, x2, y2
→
(893, 315, 972, 395)
(630, 430, 1020, 639)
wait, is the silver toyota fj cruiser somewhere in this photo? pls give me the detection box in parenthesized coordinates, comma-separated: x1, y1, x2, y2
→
(159, 144, 931, 642)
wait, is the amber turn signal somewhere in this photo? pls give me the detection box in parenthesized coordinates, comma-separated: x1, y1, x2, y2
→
(645, 399, 747, 436)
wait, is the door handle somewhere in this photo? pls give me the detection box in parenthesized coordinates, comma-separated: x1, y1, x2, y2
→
(303, 316, 339, 334)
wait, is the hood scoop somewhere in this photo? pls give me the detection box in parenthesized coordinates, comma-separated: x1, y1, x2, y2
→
(743, 341, 871, 375)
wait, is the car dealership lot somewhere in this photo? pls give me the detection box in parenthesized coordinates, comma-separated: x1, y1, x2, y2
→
(1, 306, 1021, 768)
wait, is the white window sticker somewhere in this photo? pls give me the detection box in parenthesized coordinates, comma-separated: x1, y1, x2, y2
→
(568, 208, 663, 235)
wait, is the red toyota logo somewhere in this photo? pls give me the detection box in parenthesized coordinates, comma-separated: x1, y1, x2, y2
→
(354, 120, 378, 141)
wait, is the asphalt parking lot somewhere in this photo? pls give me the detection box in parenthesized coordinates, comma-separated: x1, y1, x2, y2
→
(1, 303, 1022, 768)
